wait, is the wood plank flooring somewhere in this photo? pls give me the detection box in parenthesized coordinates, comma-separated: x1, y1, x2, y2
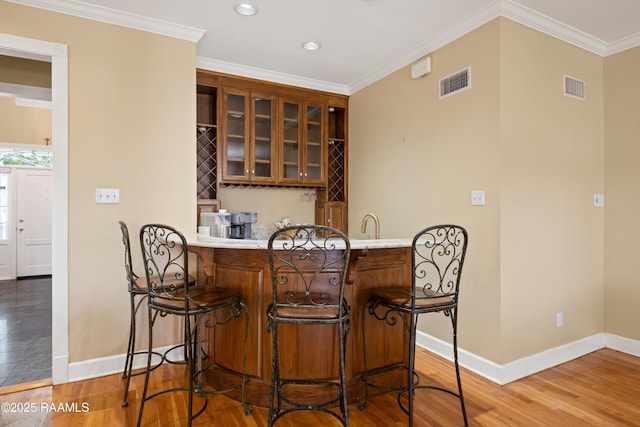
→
(1, 347, 639, 426)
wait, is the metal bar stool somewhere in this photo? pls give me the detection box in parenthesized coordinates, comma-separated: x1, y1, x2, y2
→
(119, 220, 199, 406)
(118, 220, 164, 407)
(359, 224, 469, 426)
(136, 224, 250, 427)
(266, 225, 351, 426)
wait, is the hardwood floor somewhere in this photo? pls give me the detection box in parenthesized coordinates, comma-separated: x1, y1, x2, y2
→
(1, 347, 639, 426)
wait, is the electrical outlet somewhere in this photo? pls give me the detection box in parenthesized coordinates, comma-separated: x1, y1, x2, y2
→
(556, 312, 563, 327)
(96, 188, 120, 204)
(594, 194, 604, 207)
(471, 190, 485, 206)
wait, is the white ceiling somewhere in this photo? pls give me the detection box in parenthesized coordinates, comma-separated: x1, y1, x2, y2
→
(8, 0, 640, 94)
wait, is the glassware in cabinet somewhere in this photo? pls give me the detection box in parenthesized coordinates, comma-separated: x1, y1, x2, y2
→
(223, 91, 249, 180)
(280, 100, 301, 182)
(251, 95, 276, 182)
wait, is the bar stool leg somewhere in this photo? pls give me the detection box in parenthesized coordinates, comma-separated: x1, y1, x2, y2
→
(122, 293, 137, 407)
(339, 319, 350, 424)
(407, 313, 418, 426)
(358, 301, 370, 411)
(136, 305, 154, 427)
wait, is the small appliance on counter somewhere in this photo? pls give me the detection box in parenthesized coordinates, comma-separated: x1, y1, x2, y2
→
(230, 212, 258, 239)
(199, 210, 231, 238)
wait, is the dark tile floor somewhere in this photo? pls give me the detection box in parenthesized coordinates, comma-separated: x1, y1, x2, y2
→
(0, 276, 52, 387)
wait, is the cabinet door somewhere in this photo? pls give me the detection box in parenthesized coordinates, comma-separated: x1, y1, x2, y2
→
(222, 90, 250, 182)
(315, 201, 346, 234)
(303, 103, 326, 185)
(251, 94, 276, 183)
(326, 202, 346, 233)
(279, 99, 302, 184)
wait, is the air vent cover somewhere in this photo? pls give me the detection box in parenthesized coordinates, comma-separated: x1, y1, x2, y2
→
(564, 75, 585, 100)
(440, 67, 471, 99)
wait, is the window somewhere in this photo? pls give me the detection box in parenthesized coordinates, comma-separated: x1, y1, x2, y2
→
(0, 147, 52, 167)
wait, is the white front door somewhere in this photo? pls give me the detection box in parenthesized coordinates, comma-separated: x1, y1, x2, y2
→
(17, 168, 52, 277)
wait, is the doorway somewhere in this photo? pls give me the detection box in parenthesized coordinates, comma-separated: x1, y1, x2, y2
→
(0, 164, 52, 281)
(0, 33, 69, 386)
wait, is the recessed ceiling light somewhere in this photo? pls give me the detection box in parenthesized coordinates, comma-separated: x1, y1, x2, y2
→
(302, 41, 321, 51)
(234, 3, 258, 16)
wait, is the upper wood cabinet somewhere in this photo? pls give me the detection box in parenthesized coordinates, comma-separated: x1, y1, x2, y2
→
(315, 105, 348, 234)
(278, 100, 326, 186)
(196, 83, 218, 202)
(221, 88, 277, 184)
(196, 69, 348, 230)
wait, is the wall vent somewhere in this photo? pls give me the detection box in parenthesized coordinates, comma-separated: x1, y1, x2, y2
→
(564, 75, 585, 100)
(439, 66, 471, 99)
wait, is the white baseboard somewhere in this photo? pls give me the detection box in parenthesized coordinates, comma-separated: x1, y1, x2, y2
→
(416, 331, 639, 385)
(62, 333, 640, 386)
(67, 345, 183, 383)
(605, 333, 640, 357)
(52, 353, 69, 385)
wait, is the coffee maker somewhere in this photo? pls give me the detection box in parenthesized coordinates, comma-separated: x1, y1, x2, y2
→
(230, 212, 257, 239)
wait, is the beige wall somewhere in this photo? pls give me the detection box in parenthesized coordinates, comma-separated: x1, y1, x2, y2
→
(1, 2, 196, 362)
(350, 18, 608, 364)
(0, 96, 51, 145)
(350, 20, 503, 360)
(604, 46, 640, 340)
(0, 54, 51, 87)
(0, 55, 52, 144)
(499, 19, 604, 361)
(219, 187, 316, 236)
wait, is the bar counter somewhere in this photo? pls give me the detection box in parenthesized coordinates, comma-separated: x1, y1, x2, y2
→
(185, 234, 413, 408)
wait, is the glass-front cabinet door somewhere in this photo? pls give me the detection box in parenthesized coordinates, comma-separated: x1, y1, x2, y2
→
(222, 90, 250, 182)
(222, 89, 277, 184)
(279, 100, 302, 184)
(279, 100, 326, 185)
(251, 94, 276, 182)
(303, 103, 325, 185)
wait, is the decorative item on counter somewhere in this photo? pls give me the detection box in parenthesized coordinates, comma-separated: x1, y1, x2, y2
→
(273, 217, 298, 239)
(273, 216, 292, 229)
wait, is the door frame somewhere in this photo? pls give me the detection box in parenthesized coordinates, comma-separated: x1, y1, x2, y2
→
(0, 167, 14, 280)
(0, 33, 69, 385)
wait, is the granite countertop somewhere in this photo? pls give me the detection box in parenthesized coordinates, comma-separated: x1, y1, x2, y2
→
(185, 234, 412, 250)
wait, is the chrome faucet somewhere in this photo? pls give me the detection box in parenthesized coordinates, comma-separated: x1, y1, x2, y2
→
(361, 213, 380, 239)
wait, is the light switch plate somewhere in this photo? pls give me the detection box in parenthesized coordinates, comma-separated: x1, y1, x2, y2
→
(471, 190, 485, 206)
(96, 188, 120, 204)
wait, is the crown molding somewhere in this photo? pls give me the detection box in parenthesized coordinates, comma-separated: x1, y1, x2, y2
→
(196, 57, 350, 95)
(501, 0, 640, 56)
(607, 32, 640, 56)
(349, 0, 640, 93)
(6, 0, 205, 43)
(348, 0, 502, 94)
(500, 0, 608, 56)
(9, 0, 639, 95)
